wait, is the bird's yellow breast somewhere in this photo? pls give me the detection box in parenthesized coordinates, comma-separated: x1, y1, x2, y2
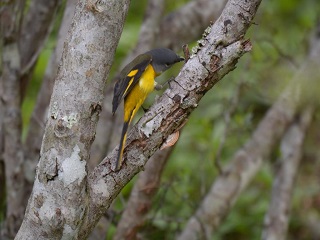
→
(124, 65, 156, 123)
(139, 64, 156, 93)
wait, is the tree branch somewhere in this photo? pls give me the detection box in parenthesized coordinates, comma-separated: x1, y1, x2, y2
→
(262, 107, 313, 240)
(89, 0, 229, 171)
(86, 0, 261, 236)
(15, 0, 130, 239)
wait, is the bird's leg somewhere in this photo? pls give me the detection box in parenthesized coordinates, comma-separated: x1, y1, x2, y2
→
(154, 77, 175, 91)
(154, 81, 163, 91)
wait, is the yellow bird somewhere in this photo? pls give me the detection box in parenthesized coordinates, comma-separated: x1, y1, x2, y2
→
(112, 48, 184, 170)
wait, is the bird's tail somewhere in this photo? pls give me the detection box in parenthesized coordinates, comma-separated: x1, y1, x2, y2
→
(115, 121, 129, 171)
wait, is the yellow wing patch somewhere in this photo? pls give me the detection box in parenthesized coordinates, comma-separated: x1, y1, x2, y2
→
(123, 69, 139, 96)
(127, 69, 138, 77)
(123, 77, 134, 97)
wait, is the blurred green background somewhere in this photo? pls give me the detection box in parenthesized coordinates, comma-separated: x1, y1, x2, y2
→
(21, 0, 320, 239)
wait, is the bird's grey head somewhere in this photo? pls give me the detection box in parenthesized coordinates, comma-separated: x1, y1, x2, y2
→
(146, 48, 184, 74)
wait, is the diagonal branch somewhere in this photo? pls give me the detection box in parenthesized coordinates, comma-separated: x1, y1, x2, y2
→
(112, 2, 230, 237)
(90, 0, 229, 172)
(90, 0, 224, 235)
(86, 0, 262, 236)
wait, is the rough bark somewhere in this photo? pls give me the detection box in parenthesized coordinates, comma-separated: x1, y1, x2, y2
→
(86, 0, 261, 237)
(113, 148, 174, 240)
(15, 0, 130, 239)
(89, 0, 228, 172)
(1, 0, 65, 235)
(262, 107, 313, 240)
(176, 25, 320, 240)
(116, 45, 241, 237)
(111, 3, 230, 236)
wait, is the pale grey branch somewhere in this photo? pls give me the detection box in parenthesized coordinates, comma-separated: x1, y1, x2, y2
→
(15, 0, 130, 239)
(262, 107, 313, 240)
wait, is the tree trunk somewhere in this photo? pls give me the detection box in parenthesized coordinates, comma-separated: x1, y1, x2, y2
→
(15, 0, 130, 239)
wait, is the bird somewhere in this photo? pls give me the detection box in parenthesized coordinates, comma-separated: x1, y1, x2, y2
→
(112, 48, 184, 171)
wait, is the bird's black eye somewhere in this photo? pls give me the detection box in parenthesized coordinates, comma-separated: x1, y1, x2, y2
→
(165, 63, 170, 67)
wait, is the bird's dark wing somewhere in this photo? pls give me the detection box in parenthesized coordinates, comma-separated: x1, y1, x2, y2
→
(112, 54, 152, 114)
